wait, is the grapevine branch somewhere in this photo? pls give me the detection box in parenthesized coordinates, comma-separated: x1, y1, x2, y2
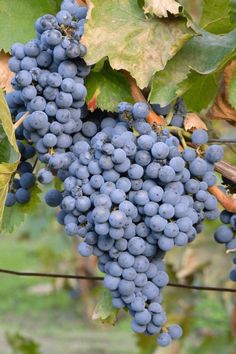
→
(208, 186, 236, 213)
(121, 70, 166, 126)
(0, 268, 235, 293)
(208, 139, 236, 144)
(124, 71, 236, 213)
(215, 161, 236, 184)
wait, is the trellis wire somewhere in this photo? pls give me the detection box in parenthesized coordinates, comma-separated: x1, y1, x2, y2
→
(0, 268, 235, 293)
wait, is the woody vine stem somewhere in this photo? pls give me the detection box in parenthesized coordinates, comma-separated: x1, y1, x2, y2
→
(0, 268, 235, 293)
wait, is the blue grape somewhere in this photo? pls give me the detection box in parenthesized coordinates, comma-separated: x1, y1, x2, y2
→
(16, 188, 30, 204)
(205, 145, 224, 163)
(168, 325, 183, 340)
(5, 192, 16, 207)
(151, 142, 169, 159)
(132, 102, 149, 120)
(157, 333, 172, 347)
(19, 172, 36, 189)
(214, 225, 234, 243)
(191, 129, 208, 145)
(45, 189, 62, 207)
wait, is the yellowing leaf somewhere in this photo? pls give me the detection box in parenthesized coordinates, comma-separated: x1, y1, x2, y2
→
(0, 89, 20, 227)
(209, 61, 236, 122)
(184, 112, 208, 131)
(0, 51, 14, 92)
(82, 0, 193, 89)
(92, 288, 118, 325)
(143, 0, 182, 18)
(2, 184, 42, 234)
(87, 88, 100, 112)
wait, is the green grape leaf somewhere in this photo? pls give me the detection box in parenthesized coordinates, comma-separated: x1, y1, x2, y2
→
(86, 62, 134, 112)
(149, 28, 236, 108)
(178, 72, 219, 112)
(53, 176, 63, 191)
(228, 66, 236, 109)
(1, 184, 42, 234)
(136, 334, 157, 354)
(143, 0, 182, 18)
(180, 0, 203, 24)
(82, 0, 193, 89)
(0, 89, 20, 228)
(0, 0, 61, 53)
(92, 288, 119, 325)
(230, 0, 236, 23)
(200, 0, 234, 34)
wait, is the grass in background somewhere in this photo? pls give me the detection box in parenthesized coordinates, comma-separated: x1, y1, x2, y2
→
(0, 207, 136, 354)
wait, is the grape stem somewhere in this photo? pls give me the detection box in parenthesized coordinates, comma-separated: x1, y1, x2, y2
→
(121, 70, 166, 126)
(124, 71, 236, 213)
(32, 157, 38, 172)
(0, 267, 236, 292)
(166, 125, 191, 139)
(13, 112, 29, 131)
(178, 131, 187, 149)
(208, 186, 236, 213)
(226, 248, 236, 254)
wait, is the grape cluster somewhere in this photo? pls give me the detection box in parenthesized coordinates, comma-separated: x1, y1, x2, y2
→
(49, 112, 184, 344)
(39, 100, 221, 345)
(214, 210, 236, 281)
(5, 140, 36, 206)
(5, 0, 89, 206)
(4, 0, 228, 346)
(170, 97, 186, 128)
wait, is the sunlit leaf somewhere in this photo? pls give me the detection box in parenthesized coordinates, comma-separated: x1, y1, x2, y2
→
(83, 0, 193, 89)
(92, 288, 119, 325)
(0, 89, 20, 228)
(149, 28, 236, 109)
(2, 184, 42, 234)
(143, 0, 182, 18)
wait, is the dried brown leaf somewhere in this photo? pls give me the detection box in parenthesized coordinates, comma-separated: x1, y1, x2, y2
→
(77, 0, 87, 6)
(0, 51, 13, 93)
(208, 60, 236, 123)
(184, 112, 208, 131)
(224, 60, 236, 98)
(209, 91, 236, 123)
